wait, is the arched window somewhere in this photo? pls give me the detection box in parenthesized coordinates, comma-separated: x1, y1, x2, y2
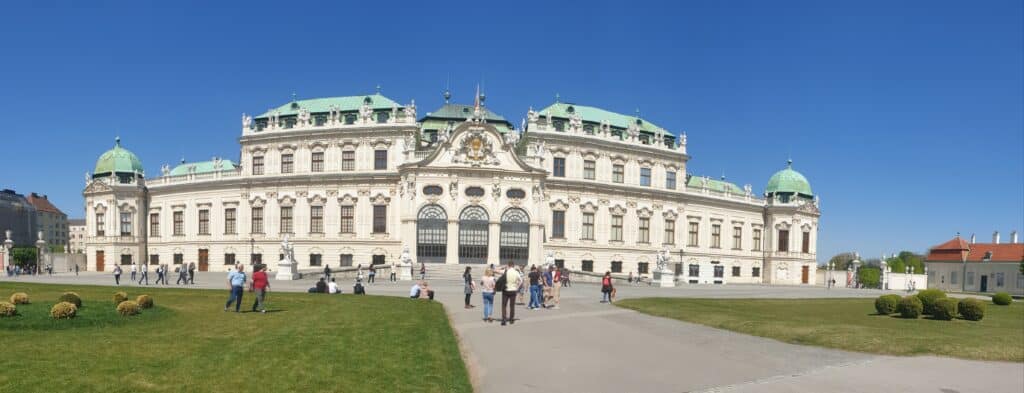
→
(459, 206, 489, 264)
(417, 205, 447, 263)
(500, 208, 530, 266)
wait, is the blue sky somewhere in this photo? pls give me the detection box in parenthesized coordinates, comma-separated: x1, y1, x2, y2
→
(0, 0, 1021, 260)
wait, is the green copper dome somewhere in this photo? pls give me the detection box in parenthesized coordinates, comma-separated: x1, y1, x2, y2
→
(765, 160, 812, 197)
(93, 137, 144, 177)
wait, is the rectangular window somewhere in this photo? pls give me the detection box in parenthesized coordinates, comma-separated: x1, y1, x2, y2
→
(581, 213, 595, 240)
(198, 209, 209, 235)
(951, 271, 959, 285)
(340, 205, 355, 234)
(150, 255, 159, 265)
(374, 150, 388, 170)
(342, 151, 355, 171)
(640, 168, 651, 186)
(372, 205, 387, 233)
(120, 212, 132, 236)
(966, 271, 975, 286)
(802, 231, 811, 253)
(711, 224, 721, 248)
(311, 152, 324, 172)
(280, 207, 293, 234)
(612, 164, 624, 183)
(310, 206, 324, 233)
(339, 254, 353, 267)
(688, 264, 699, 277)
(753, 229, 762, 251)
(666, 171, 676, 189)
(664, 220, 675, 245)
(376, 112, 389, 123)
(638, 217, 650, 243)
(583, 160, 596, 180)
(733, 227, 742, 250)
(149, 213, 159, 237)
(173, 211, 184, 236)
(96, 213, 105, 236)
(732, 266, 741, 277)
(752, 267, 761, 277)
(173, 253, 183, 265)
(552, 211, 566, 239)
(224, 208, 236, 234)
(778, 230, 790, 252)
(582, 260, 594, 272)
(252, 156, 264, 175)
(124, 255, 136, 265)
(310, 254, 322, 266)
(553, 157, 566, 177)
(224, 253, 235, 265)
(995, 272, 1005, 287)
(251, 207, 264, 234)
(688, 222, 699, 246)
(281, 153, 294, 173)
(1017, 273, 1024, 290)
(344, 114, 356, 125)
(611, 215, 623, 242)
(638, 262, 649, 274)
(714, 265, 724, 278)
(611, 261, 622, 273)
(250, 254, 262, 265)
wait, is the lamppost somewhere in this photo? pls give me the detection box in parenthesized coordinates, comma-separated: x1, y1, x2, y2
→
(35, 231, 46, 276)
(249, 238, 255, 265)
(2, 230, 12, 272)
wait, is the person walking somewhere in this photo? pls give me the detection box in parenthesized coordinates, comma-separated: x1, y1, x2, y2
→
(251, 265, 269, 313)
(480, 268, 496, 322)
(154, 264, 165, 285)
(130, 262, 138, 282)
(389, 262, 397, 282)
(368, 264, 376, 284)
(188, 262, 196, 284)
(224, 264, 247, 312)
(550, 266, 561, 309)
(562, 269, 571, 287)
(323, 264, 332, 281)
(419, 263, 426, 280)
(516, 265, 526, 305)
(139, 263, 149, 285)
(628, 271, 634, 285)
(600, 271, 614, 303)
(356, 264, 364, 283)
(74, 264, 79, 276)
(176, 264, 188, 285)
(500, 261, 522, 326)
(528, 266, 542, 310)
(542, 266, 555, 308)
(113, 265, 122, 285)
(463, 266, 476, 309)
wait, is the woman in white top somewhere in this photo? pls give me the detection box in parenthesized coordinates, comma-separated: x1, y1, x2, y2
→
(480, 268, 496, 322)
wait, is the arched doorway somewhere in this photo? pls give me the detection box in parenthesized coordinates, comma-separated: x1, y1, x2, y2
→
(459, 206, 489, 264)
(416, 204, 447, 263)
(500, 208, 530, 266)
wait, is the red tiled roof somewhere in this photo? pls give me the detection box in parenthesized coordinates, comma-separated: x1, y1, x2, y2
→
(25, 193, 63, 215)
(926, 236, 1024, 262)
(931, 237, 969, 251)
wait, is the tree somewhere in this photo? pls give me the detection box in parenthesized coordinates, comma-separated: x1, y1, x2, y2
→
(48, 244, 64, 253)
(10, 247, 37, 267)
(828, 252, 857, 270)
(857, 266, 881, 288)
(886, 256, 905, 274)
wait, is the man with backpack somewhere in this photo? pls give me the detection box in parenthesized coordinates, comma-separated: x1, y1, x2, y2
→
(497, 261, 522, 326)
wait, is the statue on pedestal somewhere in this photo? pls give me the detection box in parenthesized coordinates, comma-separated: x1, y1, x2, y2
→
(276, 235, 298, 280)
(545, 251, 555, 268)
(656, 248, 671, 273)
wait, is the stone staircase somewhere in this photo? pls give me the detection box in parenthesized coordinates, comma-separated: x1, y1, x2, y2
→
(296, 263, 486, 283)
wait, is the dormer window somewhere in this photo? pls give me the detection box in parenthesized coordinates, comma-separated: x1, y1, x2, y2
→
(566, 106, 575, 113)
(983, 251, 993, 261)
(363, 97, 373, 105)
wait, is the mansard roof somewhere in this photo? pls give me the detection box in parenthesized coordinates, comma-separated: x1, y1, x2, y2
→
(169, 159, 238, 176)
(538, 102, 670, 136)
(420, 104, 514, 132)
(687, 175, 744, 194)
(256, 93, 400, 118)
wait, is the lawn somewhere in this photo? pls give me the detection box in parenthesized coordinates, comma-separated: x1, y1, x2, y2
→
(0, 282, 471, 393)
(617, 297, 1024, 362)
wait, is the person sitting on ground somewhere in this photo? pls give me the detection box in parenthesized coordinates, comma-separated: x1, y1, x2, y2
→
(409, 281, 423, 299)
(418, 281, 435, 300)
(327, 278, 341, 294)
(315, 277, 328, 293)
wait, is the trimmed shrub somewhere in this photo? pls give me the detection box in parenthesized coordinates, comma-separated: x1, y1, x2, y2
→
(874, 294, 901, 315)
(932, 298, 958, 320)
(58, 292, 83, 308)
(10, 292, 29, 305)
(992, 292, 1012, 306)
(898, 296, 923, 319)
(136, 294, 153, 309)
(958, 298, 986, 321)
(0, 301, 16, 317)
(50, 301, 78, 319)
(916, 289, 946, 315)
(116, 300, 140, 316)
(113, 292, 129, 305)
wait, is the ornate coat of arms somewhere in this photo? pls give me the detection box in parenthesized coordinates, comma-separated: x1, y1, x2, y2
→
(452, 127, 500, 166)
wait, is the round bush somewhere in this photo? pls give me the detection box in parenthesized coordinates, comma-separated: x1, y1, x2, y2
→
(58, 292, 82, 308)
(10, 292, 30, 305)
(898, 296, 923, 319)
(932, 298, 958, 320)
(992, 292, 1012, 306)
(116, 300, 140, 316)
(50, 301, 78, 319)
(958, 298, 986, 321)
(916, 289, 946, 315)
(113, 291, 129, 305)
(0, 301, 16, 317)
(136, 294, 153, 309)
(874, 294, 901, 314)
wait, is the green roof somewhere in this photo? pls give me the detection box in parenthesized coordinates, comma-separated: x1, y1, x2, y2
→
(538, 102, 669, 135)
(687, 175, 744, 194)
(169, 159, 238, 176)
(94, 137, 144, 176)
(256, 94, 401, 118)
(420, 103, 514, 132)
(765, 160, 813, 197)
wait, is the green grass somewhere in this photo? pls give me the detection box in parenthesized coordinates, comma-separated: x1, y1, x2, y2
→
(0, 282, 471, 393)
(617, 297, 1024, 362)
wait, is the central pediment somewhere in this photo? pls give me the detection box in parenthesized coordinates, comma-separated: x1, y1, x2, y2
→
(402, 121, 543, 174)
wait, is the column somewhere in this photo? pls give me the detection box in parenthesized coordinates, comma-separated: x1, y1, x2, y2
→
(446, 220, 458, 264)
(487, 221, 500, 266)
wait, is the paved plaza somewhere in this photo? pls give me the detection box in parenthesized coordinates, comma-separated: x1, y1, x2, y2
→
(5, 272, 1022, 393)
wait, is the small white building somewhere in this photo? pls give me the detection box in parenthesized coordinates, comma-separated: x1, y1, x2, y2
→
(925, 232, 1024, 296)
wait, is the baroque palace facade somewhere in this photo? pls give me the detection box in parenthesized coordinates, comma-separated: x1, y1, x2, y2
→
(83, 91, 821, 285)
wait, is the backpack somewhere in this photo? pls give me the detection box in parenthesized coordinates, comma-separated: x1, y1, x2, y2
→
(495, 270, 508, 292)
(354, 283, 365, 295)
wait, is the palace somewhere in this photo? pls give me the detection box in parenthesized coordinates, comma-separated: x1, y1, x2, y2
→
(83, 90, 820, 285)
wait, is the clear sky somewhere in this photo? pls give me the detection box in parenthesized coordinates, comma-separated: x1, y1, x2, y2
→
(0, 1, 1021, 261)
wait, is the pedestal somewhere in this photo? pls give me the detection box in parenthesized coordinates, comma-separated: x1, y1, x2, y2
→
(399, 263, 412, 281)
(653, 270, 676, 287)
(276, 259, 298, 280)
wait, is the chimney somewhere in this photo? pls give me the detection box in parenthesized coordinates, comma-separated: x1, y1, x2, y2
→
(1012, 230, 1019, 244)
(993, 231, 1000, 244)
(970, 233, 976, 244)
